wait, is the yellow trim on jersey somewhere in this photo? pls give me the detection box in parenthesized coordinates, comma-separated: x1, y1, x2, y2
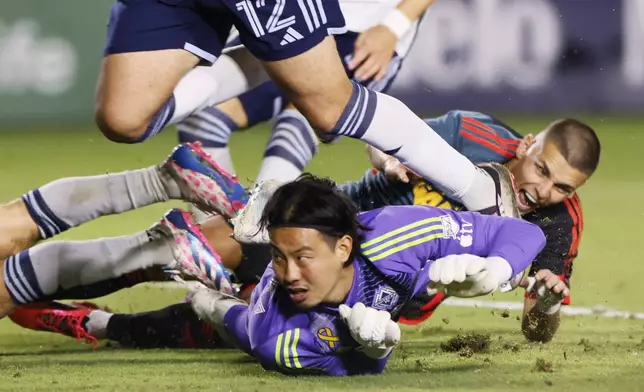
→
(361, 217, 442, 249)
(361, 216, 445, 261)
(283, 330, 292, 368)
(369, 232, 444, 261)
(362, 224, 443, 257)
(291, 328, 302, 368)
(275, 329, 302, 369)
(275, 333, 283, 366)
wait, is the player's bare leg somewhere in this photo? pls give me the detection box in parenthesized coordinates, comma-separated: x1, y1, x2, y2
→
(200, 216, 243, 270)
(216, 98, 249, 129)
(0, 200, 39, 259)
(262, 37, 503, 213)
(97, 39, 268, 143)
(95, 50, 200, 142)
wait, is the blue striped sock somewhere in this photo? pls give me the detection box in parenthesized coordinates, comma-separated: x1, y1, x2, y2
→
(3, 250, 44, 305)
(21, 189, 70, 239)
(264, 110, 318, 171)
(329, 82, 378, 140)
(138, 95, 176, 142)
(177, 106, 238, 148)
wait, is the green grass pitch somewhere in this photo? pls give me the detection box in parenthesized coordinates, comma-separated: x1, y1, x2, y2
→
(0, 116, 643, 390)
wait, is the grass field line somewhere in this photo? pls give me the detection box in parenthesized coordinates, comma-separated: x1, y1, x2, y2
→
(153, 282, 644, 320)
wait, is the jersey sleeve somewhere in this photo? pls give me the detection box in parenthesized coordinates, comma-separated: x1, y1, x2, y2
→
(366, 207, 547, 298)
(525, 195, 583, 305)
(425, 110, 522, 163)
(358, 205, 546, 280)
(252, 327, 387, 376)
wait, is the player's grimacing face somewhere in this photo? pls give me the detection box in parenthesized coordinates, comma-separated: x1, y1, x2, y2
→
(510, 138, 588, 214)
(270, 228, 354, 309)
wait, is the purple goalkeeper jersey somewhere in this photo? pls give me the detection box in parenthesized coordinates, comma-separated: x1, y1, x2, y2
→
(223, 205, 545, 376)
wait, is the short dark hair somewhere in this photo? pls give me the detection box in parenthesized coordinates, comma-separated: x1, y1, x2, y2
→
(259, 173, 368, 262)
(544, 119, 601, 176)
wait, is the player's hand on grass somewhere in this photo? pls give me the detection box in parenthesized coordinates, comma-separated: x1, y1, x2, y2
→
(521, 269, 569, 313)
(427, 255, 499, 298)
(348, 25, 397, 82)
(339, 302, 401, 359)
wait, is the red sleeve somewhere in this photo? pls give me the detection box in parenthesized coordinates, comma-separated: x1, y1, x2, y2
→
(524, 194, 583, 305)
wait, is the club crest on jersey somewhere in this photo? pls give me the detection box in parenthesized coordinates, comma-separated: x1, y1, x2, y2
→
(440, 214, 474, 247)
(440, 214, 460, 239)
(373, 286, 399, 310)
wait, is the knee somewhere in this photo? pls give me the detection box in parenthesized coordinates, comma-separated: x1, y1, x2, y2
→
(292, 85, 354, 134)
(94, 104, 149, 144)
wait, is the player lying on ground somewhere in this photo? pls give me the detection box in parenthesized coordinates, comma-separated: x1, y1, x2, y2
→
(0, 143, 248, 318)
(3, 111, 599, 343)
(97, 0, 513, 222)
(10, 174, 546, 376)
(177, 108, 601, 343)
(177, 0, 425, 182)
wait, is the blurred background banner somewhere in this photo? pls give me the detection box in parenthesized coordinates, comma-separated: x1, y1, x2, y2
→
(390, 0, 644, 114)
(0, 0, 641, 124)
(0, 0, 113, 123)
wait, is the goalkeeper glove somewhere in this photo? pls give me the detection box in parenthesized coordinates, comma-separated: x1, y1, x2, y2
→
(427, 255, 512, 298)
(338, 302, 401, 359)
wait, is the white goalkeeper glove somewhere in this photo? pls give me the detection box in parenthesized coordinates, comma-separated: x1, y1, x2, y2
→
(338, 302, 401, 359)
(427, 255, 512, 298)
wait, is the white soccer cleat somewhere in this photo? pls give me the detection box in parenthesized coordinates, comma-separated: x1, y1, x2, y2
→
(476, 163, 521, 219)
(231, 179, 285, 244)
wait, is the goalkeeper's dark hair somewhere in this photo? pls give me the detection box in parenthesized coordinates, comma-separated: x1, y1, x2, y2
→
(259, 173, 369, 263)
(544, 118, 601, 176)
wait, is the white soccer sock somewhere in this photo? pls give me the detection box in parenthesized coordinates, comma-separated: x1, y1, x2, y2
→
(204, 146, 236, 175)
(85, 310, 113, 339)
(333, 83, 496, 211)
(255, 109, 318, 185)
(169, 55, 250, 125)
(255, 157, 302, 185)
(21, 167, 180, 239)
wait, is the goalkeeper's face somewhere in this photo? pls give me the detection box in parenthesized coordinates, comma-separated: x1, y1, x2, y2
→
(270, 227, 355, 309)
(509, 137, 588, 213)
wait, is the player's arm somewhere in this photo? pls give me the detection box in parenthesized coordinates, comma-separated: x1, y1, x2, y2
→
(361, 206, 546, 295)
(520, 201, 580, 342)
(349, 0, 436, 81)
(423, 210, 547, 298)
(521, 269, 568, 343)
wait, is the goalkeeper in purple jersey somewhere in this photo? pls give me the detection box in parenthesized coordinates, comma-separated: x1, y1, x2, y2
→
(7, 173, 544, 376)
(188, 173, 545, 375)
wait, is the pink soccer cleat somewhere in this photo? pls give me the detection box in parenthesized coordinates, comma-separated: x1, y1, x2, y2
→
(152, 208, 236, 296)
(161, 143, 249, 218)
